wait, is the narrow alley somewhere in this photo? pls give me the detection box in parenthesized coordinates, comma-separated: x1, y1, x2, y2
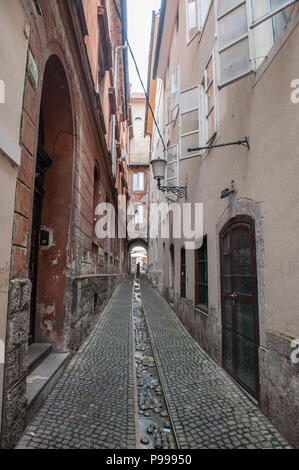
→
(1, 0, 299, 453)
(16, 276, 291, 450)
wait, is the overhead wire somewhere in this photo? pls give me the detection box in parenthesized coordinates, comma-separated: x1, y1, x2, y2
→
(112, 0, 167, 153)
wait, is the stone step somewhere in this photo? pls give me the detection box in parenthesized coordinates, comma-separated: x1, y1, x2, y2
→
(27, 343, 53, 375)
(26, 352, 70, 424)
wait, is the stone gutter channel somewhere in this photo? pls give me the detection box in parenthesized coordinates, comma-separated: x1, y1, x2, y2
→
(132, 275, 178, 450)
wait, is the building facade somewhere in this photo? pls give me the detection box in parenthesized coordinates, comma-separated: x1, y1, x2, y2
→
(0, 0, 130, 448)
(127, 93, 150, 269)
(146, 0, 299, 447)
(0, 0, 30, 444)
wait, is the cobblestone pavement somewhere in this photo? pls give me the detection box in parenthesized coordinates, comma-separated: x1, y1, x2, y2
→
(140, 277, 291, 449)
(17, 277, 136, 449)
(16, 275, 292, 450)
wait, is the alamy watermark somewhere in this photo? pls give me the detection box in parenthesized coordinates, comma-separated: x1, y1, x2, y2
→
(290, 79, 299, 104)
(291, 339, 299, 364)
(95, 197, 204, 250)
(0, 339, 4, 364)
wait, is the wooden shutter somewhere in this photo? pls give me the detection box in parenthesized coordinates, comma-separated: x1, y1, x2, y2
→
(216, 0, 252, 88)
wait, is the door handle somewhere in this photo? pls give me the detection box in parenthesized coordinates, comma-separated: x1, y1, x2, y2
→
(230, 292, 238, 307)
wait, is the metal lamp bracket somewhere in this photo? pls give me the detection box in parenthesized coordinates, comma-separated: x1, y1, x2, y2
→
(188, 136, 250, 153)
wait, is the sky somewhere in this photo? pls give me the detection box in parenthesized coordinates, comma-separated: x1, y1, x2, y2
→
(127, 0, 161, 93)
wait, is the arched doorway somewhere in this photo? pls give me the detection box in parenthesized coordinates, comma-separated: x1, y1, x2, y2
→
(127, 239, 148, 274)
(220, 215, 260, 399)
(29, 55, 73, 351)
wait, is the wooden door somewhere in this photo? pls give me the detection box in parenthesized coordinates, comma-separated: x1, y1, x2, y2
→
(220, 216, 259, 399)
(28, 145, 52, 344)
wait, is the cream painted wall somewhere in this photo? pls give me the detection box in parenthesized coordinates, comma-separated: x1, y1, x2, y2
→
(0, 0, 29, 165)
(0, 0, 29, 432)
(148, 0, 299, 341)
(130, 100, 150, 164)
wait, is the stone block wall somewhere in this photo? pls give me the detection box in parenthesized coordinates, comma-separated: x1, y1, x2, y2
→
(1, 279, 31, 448)
(70, 274, 125, 353)
(259, 331, 299, 448)
(1, 274, 124, 448)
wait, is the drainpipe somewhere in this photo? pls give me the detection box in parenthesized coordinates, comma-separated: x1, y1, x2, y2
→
(112, 42, 128, 176)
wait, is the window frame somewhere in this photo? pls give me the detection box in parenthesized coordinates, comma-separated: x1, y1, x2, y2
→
(133, 172, 145, 192)
(215, 0, 252, 88)
(248, 0, 291, 69)
(134, 204, 144, 225)
(201, 51, 217, 145)
(199, 0, 212, 30)
(249, 0, 294, 28)
(186, 0, 200, 44)
(165, 85, 173, 126)
(215, 0, 293, 87)
(175, 6, 180, 42)
(179, 85, 202, 160)
(166, 144, 179, 187)
(195, 236, 209, 311)
(171, 66, 180, 122)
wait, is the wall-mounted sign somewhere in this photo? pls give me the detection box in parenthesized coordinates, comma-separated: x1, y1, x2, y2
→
(27, 51, 38, 89)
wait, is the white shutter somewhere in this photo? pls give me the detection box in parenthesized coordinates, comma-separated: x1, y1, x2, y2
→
(216, 0, 253, 87)
(180, 86, 201, 159)
(166, 146, 178, 187)
(171, 67, 180, 121)
(250, 0, 294, 28)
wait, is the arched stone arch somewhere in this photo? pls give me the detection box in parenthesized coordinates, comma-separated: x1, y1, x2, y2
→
(29, 53, 74, 351)
(127, 239, 148, 273)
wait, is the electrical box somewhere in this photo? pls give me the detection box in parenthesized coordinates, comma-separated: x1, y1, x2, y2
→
(40, 230, 50, 247)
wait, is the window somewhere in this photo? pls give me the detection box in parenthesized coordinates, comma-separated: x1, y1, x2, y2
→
(93, 166, 100, 236)
(217, 0, 251, 87)
(195, 237, 208, 309)
(97, 3, 112, 96)
(250, 0, 290, 68)
(134, 205, 144, 224)
(175, 7, 180, 41)
(201, 54, 216, 143)
(180, 86, 201, 159)
(165, 86, 172, 125)
(186, 0, 199, 42)
(181, 248, 186, 299)
(166, 145, 178, 187)
(186, 1, 212, 42)
(199, 0, 211, 28)
(133, 172, 144, 191)
(171, 66, 180, 121)
(216, 0, 293, 86)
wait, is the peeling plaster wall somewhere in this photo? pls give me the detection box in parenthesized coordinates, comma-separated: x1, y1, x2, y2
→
(0, 0, 29, 440)
(1, 0, 128, 448)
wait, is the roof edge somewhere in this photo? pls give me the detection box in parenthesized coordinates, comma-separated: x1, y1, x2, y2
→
(153, 0, 166, 80)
